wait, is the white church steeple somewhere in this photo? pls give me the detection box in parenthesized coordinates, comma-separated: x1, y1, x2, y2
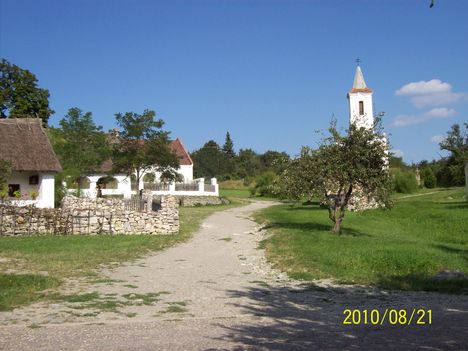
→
(347, 63, 374, 129)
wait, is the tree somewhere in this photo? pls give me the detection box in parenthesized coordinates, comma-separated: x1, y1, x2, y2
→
(0, 59, 53, 126)
(50, 108, 111, 184)
(439, 123, 468, 186)
(277, 121, 392, 234)
(274, 147, 320, 201)
(112, 109, 179, 190)
(422, 167, 437, 188)
(222, 132, 236, 176)
(260, 150, 290, 172)
(236, 148, 262, 178)
(222, 131, 235, 158)
(191, 140, 227, 178)
(0, 159, 12, 199)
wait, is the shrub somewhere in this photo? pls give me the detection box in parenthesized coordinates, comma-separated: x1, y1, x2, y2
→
(393, 171, 418, 194)
(251, 171, 277, 197)
(422, 167, 437, 188)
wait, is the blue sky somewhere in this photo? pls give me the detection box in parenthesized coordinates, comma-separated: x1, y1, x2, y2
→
(1, 0, 467, 163)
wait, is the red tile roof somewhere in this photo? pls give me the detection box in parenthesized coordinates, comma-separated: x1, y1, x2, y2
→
(170, 138, 193, 166)
(349, 87, 373, 94)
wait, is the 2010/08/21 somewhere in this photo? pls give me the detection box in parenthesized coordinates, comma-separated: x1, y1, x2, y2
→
(343, 309, 432, 325)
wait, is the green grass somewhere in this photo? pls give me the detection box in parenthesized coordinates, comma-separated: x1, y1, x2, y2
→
(0, 273, 60, 311)
(220, 188, 281, 202)
(0, 199, 242, 310)
(255, 188, 468, 293)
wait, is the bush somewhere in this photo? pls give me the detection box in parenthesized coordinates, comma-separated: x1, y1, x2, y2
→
(393, 171, 418, 194)
(251, 171, 277, 197)
(422, 167, 437, 188)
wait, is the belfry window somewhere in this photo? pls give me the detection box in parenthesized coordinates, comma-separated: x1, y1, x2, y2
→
(359, 101, 364, 115)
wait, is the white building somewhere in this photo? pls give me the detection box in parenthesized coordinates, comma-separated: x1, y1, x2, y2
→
(68, 137, 218, 198)
(0, 118, 62, 208)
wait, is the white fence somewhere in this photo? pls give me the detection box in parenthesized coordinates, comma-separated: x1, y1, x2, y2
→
(69, 177, 219, 199)
(136, 178, 219, 197)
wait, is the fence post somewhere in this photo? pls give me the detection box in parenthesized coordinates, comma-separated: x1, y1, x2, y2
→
(198, 178, 205, 193)
(146, 194, 152, 213)
(169, 181, 176, 194)
(211, 178, 219, 195)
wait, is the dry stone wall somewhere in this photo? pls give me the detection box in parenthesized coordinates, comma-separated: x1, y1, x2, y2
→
(0, 205, 69, 236)
(0, 195, 179, 236)
(61, 195, 179, 235)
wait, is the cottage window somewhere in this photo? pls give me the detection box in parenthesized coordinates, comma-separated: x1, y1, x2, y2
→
(29, 175, 39, 185)
(8, 184, 20, 197)
(359, 101, 364, 115)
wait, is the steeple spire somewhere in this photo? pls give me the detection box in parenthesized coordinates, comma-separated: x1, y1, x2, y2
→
(353, 65, 367, 90)
(350, 65, 372, 93)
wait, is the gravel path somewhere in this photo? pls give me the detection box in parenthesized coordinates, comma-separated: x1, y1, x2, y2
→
(1, 201, 467, 350)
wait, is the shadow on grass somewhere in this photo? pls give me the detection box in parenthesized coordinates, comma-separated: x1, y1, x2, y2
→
(442, 201, 468, 209)
(264, 221, 369, 237)
(376, 273, 468, 294)
(285, 205, 323, 212)
(209, 284, 467, 350)
(432, 244, 468, 261)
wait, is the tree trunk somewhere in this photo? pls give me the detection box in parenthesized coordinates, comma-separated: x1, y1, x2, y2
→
(332, 218, 342, 234)
(330, 184, 353, 235)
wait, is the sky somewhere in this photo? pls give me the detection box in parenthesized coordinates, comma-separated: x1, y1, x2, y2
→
(1, 0, 467, 163)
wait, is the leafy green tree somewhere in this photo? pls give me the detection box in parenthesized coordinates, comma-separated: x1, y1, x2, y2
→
(251, 171, 277, 197)
(274, 146, 320, 201)
(0, 159, 12, 199)
(276, 122, 391, 234)
(439, 123, 468, 186)
(192, 140, 227, 178)
(51, 108, 111, 185)
(388, 155, 410, 170)
(393, 171, 418, 193)
(112, 109, 179, 189)
(260, 150, 290, 172)
(0, 59, 53, 126)
(422, 167, 437, 188)
(236, 148, 262, 178)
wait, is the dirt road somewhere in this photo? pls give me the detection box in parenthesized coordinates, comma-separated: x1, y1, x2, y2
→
(1, 201, 467, 350)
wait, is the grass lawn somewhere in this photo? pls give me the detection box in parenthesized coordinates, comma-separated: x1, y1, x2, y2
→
(220, 188, 251, 198)
(255, 188, 468, 293)
(220, 188, 281, 202)
(0, 199, 243, 311)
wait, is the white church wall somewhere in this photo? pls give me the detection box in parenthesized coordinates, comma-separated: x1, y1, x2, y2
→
(348, 91, 374, 129)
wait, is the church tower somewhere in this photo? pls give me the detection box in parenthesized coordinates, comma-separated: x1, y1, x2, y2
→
(347, 64, 374, 129)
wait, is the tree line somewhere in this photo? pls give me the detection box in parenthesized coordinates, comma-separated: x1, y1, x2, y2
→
(191, 132, 290, 183)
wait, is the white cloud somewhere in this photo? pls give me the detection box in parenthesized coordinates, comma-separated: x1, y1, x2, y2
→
(391, 108, 456, 127)
(430, 135, 445, 143)
(392, 149, 404, 158)
(395, 79, 451, 96)
(424, 107, 457, 118)
(395, 79, 467, 108)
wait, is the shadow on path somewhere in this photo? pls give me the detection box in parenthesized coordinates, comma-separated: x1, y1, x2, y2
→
(210, 284, 468, 350)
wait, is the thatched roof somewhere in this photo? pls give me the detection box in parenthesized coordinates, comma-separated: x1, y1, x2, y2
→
(0, 118, 62, 172)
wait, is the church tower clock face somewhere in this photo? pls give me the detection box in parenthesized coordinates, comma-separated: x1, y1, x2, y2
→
(347, 64, 374, 129)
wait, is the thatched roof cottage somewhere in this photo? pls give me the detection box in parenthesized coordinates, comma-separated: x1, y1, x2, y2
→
(0, 118, 62, 208)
